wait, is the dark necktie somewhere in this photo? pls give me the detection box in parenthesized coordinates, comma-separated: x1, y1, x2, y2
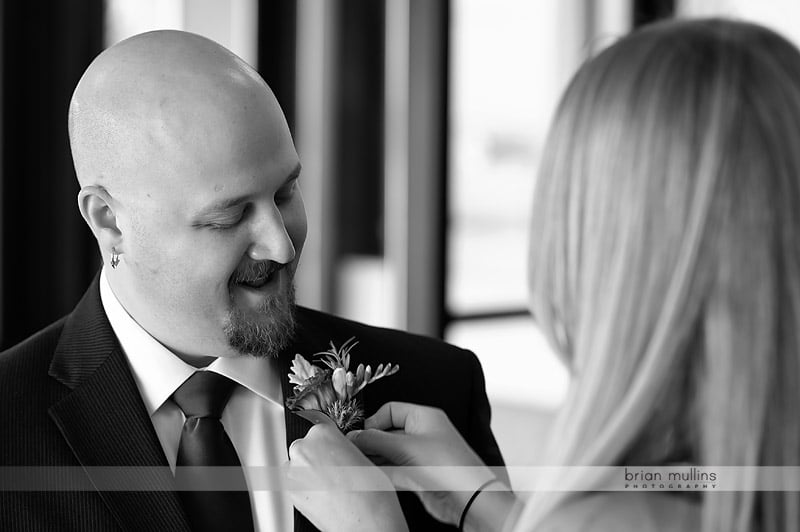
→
(172, 371, 254, 532)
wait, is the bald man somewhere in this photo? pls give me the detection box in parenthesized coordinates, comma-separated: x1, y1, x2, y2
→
(0, 31, 504, 531)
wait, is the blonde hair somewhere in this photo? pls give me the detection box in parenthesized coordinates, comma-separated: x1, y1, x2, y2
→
(524, 18, 800, 532)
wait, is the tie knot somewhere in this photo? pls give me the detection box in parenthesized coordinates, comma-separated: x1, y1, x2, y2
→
(172, 371, 236, 419)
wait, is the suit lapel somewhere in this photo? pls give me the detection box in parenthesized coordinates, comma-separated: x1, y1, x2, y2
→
(278, 317, 372, 532)
(47, 275, 190, 531)
(278, 336, 317, 532)
(278, 312, 319, 451)
(278, 342, 314, 447)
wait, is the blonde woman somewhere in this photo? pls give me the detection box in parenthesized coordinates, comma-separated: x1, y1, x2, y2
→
(288, 18, 800, 532)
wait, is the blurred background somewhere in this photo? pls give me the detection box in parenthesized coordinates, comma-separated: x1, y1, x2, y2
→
(2, 0, 800, 476)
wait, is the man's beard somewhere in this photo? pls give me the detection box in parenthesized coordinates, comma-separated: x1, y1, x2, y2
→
(223, 283, 297, 358)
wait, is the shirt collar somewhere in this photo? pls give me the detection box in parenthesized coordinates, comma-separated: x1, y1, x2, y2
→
(99, 268, 284, 415)
(208, 356, 283, 406)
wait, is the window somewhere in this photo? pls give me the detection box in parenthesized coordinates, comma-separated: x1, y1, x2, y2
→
(104, 0, 257, 65)
(679, 0, 800, 44)
(445, 0, 632, 467)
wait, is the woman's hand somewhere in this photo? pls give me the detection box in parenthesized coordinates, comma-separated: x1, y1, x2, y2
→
(347, 402, 505, 527)
(288, 423, 409, 532)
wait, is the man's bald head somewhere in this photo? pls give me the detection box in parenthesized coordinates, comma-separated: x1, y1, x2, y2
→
(69, 30, 286, 196)
(70, 30, 306, 362)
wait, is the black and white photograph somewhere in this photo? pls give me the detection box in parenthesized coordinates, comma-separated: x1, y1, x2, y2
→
(2, 0, 799, 531)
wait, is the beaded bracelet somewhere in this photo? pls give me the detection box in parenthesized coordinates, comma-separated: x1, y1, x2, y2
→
(458, 478, 503, 531)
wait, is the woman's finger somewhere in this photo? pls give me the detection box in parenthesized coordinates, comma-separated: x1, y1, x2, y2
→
(364, 401, 415, 430)
(364, 401, 446, 432)
(348, 428, 411, 464)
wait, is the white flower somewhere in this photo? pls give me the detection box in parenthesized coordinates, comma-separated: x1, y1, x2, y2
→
(331, 367, 347, 401)
(288, 354, 320, 388)
(286, 338, 400, 432)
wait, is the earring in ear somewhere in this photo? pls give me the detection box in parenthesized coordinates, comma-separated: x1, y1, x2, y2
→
(110, 247, 121, 269)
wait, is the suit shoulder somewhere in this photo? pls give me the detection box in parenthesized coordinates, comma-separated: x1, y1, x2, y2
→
(0, 317, 66, 386)
(295, 306, 479, 366)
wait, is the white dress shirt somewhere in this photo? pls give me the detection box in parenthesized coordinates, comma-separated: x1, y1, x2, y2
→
(99, 269, 292, 531)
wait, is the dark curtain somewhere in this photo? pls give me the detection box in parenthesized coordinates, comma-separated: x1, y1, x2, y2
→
(1, 1, 104, 349)
(333, 0, 385, 257)
(633, 0, 676, 27)
(257, 0, 387, 271)
(258, 0, 297, 136)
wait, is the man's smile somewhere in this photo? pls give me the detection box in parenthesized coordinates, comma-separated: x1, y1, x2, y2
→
(229, 261, 289, 308)
(231, 261, 284, 289)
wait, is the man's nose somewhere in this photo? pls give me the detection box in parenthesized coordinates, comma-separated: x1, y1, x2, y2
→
(247, 205, 296, 264)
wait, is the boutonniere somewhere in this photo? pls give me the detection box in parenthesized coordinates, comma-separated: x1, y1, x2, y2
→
(286, 337, 399, 432)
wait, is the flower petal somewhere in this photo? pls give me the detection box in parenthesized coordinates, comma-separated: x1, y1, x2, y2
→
(288, 374, 307, 386)
(367, 363, 400, 384)
(332, 367, 348, 401)
(295, 393, 321, 411)
(290, 354, 318, 381)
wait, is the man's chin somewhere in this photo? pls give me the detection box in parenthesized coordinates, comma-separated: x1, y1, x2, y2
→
(223, 284, 296, 358)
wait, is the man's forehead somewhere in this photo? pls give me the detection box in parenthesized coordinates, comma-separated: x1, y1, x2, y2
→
(191, 161, 302, 215)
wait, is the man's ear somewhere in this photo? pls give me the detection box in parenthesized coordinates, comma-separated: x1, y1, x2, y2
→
(77, 185, 122, 251)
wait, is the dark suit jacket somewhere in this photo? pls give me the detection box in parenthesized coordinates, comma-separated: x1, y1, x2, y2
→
(0, 275, 505, 531)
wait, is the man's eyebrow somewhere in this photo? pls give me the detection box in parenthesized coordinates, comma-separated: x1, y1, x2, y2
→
(194, 196, 249, 218)
(193, 162, 302, 218)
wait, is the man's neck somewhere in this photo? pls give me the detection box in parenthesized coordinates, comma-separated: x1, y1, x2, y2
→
(173, 352, 218, 368)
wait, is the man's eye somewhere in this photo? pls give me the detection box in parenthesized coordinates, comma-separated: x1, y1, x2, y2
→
(206, 221, 236, 230)
(205, 209, 246, 230)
